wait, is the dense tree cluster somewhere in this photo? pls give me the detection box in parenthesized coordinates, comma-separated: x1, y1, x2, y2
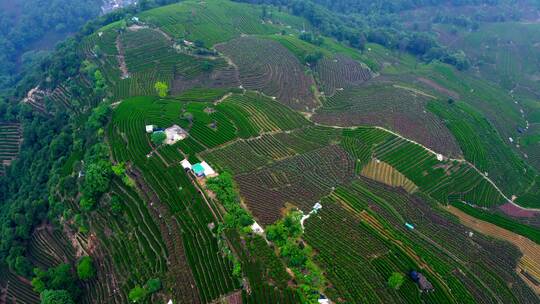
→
(265, 210, 325, 303)
(206, 172, 254, 230)
(234, 0, 525, 69)
(0, 0, 102, 93)
(31, 263, 81, 302)
(127, 278, 162, 302)
(0, 0, 186, 279)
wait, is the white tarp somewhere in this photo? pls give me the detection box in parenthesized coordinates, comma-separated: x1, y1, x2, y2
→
(180, 159, 192, 170)
(201, 161, 217, 177)
(251, 221, 264, 234)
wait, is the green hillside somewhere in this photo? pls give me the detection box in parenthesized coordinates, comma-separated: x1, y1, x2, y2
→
(1, 0, 540, 303)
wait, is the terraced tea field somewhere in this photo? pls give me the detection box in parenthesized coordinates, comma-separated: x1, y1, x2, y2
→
(9, 1, 540, 303)
(314, 54, 372, 97)
(216, 37, 318, 111)
(314, 83, 462, 157)
(360, 159, 418, 193)
(108, 96, 242, 302)
(304, 178, 539, 303)
(0, 264, 40, 304)
(236, 145, 355, 224)
(0, 123, 22, 175)
(427, 101, 540, 207)
(139, 0, 277, 47)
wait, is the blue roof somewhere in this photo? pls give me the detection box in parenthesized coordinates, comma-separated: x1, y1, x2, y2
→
(192, 163, 205, 175)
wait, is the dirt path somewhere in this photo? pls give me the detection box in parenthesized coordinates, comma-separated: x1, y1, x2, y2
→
(214, 92, 232, 105)
(446, 205, 540, 294)
(417, 77, 460, 99)
(368, 125, 540, 212)
(115, 35, 129, 79)
(313, 118, 534, 210)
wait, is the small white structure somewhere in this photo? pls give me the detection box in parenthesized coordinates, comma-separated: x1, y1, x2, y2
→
(183, 39, 194, 46)
(251, 221, 264, 234)
(301, 202, 324, 229)
(200, 161, 217, 177)
(509, 137, 514, 143)
(132, 16, 140, 22)
(180, 159, 192, 170)
(318, 293, 330, 304)
(164, 125, 188, 145)
(436, 154, 444, 161)
(167, 300, 173, 304)
(145, 125, 155, 133)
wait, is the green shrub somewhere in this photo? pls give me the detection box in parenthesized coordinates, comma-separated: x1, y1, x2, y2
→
(77, 256, 96, 281)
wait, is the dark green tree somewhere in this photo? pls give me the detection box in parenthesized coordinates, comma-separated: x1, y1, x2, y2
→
(77, 256, 96, 280)
(128, 285, 147, 302)
(388, 272, 405, 290)
(40, 289, 75, 304)
(146, 278, 162, 293)
(151, 131, 166, 146)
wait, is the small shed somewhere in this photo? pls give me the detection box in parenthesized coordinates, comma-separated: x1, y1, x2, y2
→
(251, 221, 264, 234)
(192, 163, 205, 177)
(410, 270, 434, 292)
(167, 300, 173, 304)
(405, 223, 414, 230)
(145, 125, 155, 133)
(418, 273, 434, 291)
(201, 161, 217, 177)
(181, 159, 192, 171)
(318, 293, 330, 304)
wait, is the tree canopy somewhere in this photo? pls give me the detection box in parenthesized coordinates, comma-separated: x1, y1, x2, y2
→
(128, 285, 147, 302)
(151, 131, 167, 146)
(77, 256, 96, 281)
(154, 81, 169, 98)
(40, 289, 75, 304)
(388, 272, 405, 290)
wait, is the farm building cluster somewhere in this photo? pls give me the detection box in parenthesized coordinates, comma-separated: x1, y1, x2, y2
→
(146, 124, 188, 145)
(181, 159, 218, 178)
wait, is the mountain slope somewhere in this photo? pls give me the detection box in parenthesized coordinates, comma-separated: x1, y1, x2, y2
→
(1, 0, 540, 303)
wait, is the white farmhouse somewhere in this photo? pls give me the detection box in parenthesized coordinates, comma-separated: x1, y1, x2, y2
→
(145, 125, 155, 133)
